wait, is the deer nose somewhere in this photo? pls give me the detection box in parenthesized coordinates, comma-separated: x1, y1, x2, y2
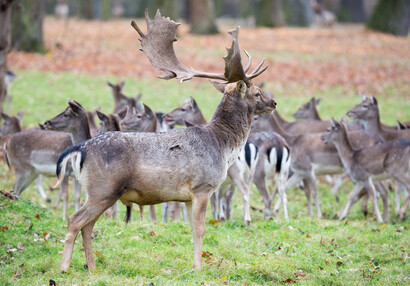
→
(43, 121, 52, 130)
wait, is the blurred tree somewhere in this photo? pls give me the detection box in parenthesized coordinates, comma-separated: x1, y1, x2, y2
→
(0, 0, 13, 114)
(11, 0, 45, 53)
(255, 0, 285, 27)
(79, 0, 94, 19)
(338, 0, 365, 22)
(367, 0, 410, 36)
(287, 0, 314, 26)
(189, 0, 219, 34)
(153, 0, 177, 20)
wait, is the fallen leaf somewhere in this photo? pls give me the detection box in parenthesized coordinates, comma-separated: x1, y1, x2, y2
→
(0, 190, 16, 200)
(396, 227, 404, 232)
(155, 254, 162, 262)
(295, 270, 306, 277)
(35, 214, 40, 220)
(149, 230, 156, 236)
(306, 234, 311, 238)
(208, 219, 220, 225)
(202, 251, 212, 258)
(336, 261, 343, 267)
(1, 226, 9, 231)
(17, 242, 23, 251)
(325, 259, 329, 265)
(282, 278, 296, 284)
(161, 268, 171, 274)
(220, 276, 228, 281)
(13, 271, 21, 278)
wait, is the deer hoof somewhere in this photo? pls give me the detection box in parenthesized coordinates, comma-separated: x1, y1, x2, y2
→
(46, 198, 52, 203)
(245, 220, 251, 227)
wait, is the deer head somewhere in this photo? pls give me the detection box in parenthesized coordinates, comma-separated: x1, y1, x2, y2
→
(163, 96, 206, 126)
(346, 95, 378, 121)
(321, 118, 347, 144)
(0, 111, 23, 136)
(293, 97, 321, 120)
(96, 110, 121, 133)
(120, 103, 158, 132)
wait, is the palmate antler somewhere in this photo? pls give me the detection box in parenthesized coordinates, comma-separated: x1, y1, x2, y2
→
(131, 9, 267, 85)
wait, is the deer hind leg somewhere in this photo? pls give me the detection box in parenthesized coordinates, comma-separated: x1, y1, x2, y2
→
(11, 169, 38, 196)
(224, 186, 235, 221)
(231, 173, 251, 225)
(61, 175, 70, 221)
(60, 196, 115, 272)
(395, 182, 407, 215)
(73, 179, 82, 211)
(375, 182, 389, 222)
(338, 183, 364, 220)
(35, 175, 51, 202)
(364, 179, 383, 223)
(168, 201, 182, 222)
(361, 193, 369, 216)
(210, 192, 218, 220)
(253, 173, 272, 220)
(149, 205, 157, 222)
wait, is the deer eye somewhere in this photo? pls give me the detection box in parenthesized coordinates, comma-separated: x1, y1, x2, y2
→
(180, 108, 186, 112)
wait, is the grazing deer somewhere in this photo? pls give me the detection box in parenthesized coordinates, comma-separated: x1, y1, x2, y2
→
(322, 119, 410, 222)
(55, 10, 275, 272)
(107, 81, 141, 113)
(251, 112, 387, 219)
(164, 96, 260, 222)
(347, 95, 410, 214)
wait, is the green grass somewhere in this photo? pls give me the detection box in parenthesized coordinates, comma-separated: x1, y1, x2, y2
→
(0, 70, 409, 285)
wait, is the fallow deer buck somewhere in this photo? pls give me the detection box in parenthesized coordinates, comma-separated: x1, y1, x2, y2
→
(322, 119, 410, 221)
(347, 95, 410, 215)
(251, 112, 388, 220)
(163, 96, 260, 222)
(55, 10, 275, 272)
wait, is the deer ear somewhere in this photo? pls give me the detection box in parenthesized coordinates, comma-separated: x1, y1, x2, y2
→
(370, 96, 378, 106)
(1, 113, 10, 121)
(210, 80, 226, 93)
(119, 81, 125, 89)
(107, 81, 114, 88)
(143, 104, 155, 118)
(360, 93, 367, 102)
(314, 97, 321, 105)
(236, 80, 247, 98)
(96, 110, 108, 123)
(330, 117, 339, 128)
(16, 111, 24, 122)
(135, 93, 142, 102)
(189, 96, 198, 111)
(117, 106, 128, 120)
(68, 100, 83, 116)
(397, 121, 406, 130)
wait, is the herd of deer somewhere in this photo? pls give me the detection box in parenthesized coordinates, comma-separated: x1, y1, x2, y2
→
(1, 10, 408, 272)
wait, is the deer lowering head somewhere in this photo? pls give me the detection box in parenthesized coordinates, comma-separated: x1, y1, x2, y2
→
(57, 9, 275, 273)
(163, 96, 207, 126)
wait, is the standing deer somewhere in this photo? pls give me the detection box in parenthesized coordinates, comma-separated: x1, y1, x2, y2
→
(55, 10, 275, 272)
(0, 112, 54, 203)
(322, 119, 410, 221)
(347, 95, 410, 214)
(292, 97, 322, 121)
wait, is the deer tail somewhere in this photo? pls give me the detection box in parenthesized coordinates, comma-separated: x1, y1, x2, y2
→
(53, 145, 86, 189)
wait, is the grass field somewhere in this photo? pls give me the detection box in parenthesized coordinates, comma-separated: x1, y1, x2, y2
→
(0, 69, 409, 285)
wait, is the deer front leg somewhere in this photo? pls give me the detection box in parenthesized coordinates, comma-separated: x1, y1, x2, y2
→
(338, 183, 363, 220)
(35, 175, 51, 202)
(190, 192, 209, 269)
(375, 182, 389, 222)
(73, 179, 81, 211)
(253, 174, 272, 220)
(364, 179, 383, 223)
(61, 175, 69, 221)
(210, 192, 218, 220)
(149, 205, 157, 221)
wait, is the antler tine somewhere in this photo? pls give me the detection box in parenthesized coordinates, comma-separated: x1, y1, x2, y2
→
(247, 58, 268, 80)
(243, 50, 252, 73)
(131, 9, 227, 83)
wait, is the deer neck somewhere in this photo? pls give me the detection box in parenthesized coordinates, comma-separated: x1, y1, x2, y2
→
(273, 110, 289, 126)
(330, 131, 355, 171)
(362, 109, 382, 136)
(194, 110, 208, 125)
(310, 107, 321, 120)
(207, 95, 252, 159)
(268, 113, 293, 142)
(70, 116, 92, 145)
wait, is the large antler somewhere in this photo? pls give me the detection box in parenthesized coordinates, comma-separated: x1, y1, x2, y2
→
(131, 9, 267, 85)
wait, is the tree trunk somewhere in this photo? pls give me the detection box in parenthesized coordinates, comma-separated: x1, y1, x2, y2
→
(338, 0, 366, 22)
(288, 0, 314, 27)
(11, 0, 45, 53)
(0, 0, 13, 114)
(255, 0, 285, 27)
(367, 0, 410, 37)
(189, 0, 218, 34)
(154, 0, 177, 20)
